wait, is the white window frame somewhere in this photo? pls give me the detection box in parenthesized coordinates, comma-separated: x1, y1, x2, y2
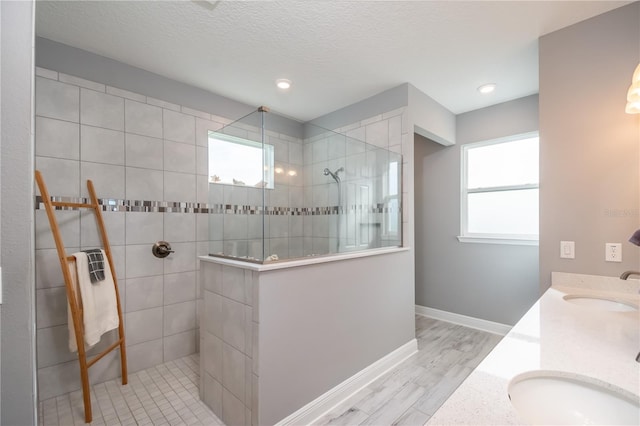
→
(458, 132, 539, 246)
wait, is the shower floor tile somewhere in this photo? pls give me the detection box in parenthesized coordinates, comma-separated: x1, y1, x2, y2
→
(38, 353, 223, 426)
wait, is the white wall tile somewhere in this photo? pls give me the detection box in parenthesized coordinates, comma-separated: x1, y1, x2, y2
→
(146, 96, 180, 112)
(126, 167, 164, 201)
(164, 171, 195, 202)
(124, 244, 164, 279)
(36, 287, 68, 329)
(80, 89, 124, 131)
(126, 275, 164, 312)
(203, 373, 223, 417)
(222, 387, 246, 426)
(106, 86, 146, 103)
(164, 140, 196, 173)
(196, 146, 208, 176)
(164, 212, 195, 243)
(59, 73, 105, 92)
(80, 125, 124, 165)
(164, 271, 196, 305)
(35, 247, 78, 289)
(80, 210, 125, 247)
(37, 361, 81, 401)
(125, 307, 163, 346)
(222, 297, 245, 353)
(163, 242, 196, 274)
(196, 213, 209, 242)
(125, 212, 163, 245)
(196, 118, 220, 147)
(110, 245, 126, 281)
(203, 331, 223, 381)
(163, 109, 195, 144)
(36, 77, 79, 122)
(181, 106, 211, 120)
(289, 141, 303, 165)
(35, 156, 80, 197)
(204, 290, 223, 338)
(222, 343, 246, 404)
(197, 175, 209, 204)
(80, 162, 125, 199)
(389, 115, 402, 146)
(164, 300, 196, 335)
(125, 133, 163, 170)
(202, 262, 222, 294)
(366, 119, 389, 148)
(36, 325, 76, 368)
(36, 117, 80, 160)
(125, 99, 163, 138)
(35, 210, 81, 249)
(126, 338, 164, 373)
(163, 329, 196, 361)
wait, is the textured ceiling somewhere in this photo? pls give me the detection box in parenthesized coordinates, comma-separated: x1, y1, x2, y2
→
(35, 1, 632, 121)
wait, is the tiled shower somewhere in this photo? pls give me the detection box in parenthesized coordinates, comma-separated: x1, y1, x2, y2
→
(33, 66, 408, 405)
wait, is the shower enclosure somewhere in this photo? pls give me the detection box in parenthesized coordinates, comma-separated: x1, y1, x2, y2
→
(207, 107, 402, 262)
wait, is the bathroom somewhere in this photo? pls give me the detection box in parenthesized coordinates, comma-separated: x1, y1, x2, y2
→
(1, 1, 639, 425)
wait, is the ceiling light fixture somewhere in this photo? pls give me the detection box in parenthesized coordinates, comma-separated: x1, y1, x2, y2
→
(276, 79, 292, 90)
(477, 83, 496, 94)
(625, 63, 640, 114)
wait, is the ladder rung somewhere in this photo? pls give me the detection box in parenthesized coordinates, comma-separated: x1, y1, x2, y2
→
(86, 339, 124, 368)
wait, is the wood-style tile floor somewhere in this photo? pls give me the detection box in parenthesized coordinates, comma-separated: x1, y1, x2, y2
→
(312, 315, 503, 425)
(39, 316, 502, 425)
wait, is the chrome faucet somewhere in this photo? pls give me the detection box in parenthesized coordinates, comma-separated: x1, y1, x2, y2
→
(620, 270, 640, 280)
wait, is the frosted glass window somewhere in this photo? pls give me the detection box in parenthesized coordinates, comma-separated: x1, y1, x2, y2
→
(468, 189, 539, 235)
(208, 133, 274, 189)
(462, 134, 539, 241)
(467, 137, 538, 189)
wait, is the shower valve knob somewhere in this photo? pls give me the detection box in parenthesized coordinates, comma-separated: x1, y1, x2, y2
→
(152, 241, 175, 258)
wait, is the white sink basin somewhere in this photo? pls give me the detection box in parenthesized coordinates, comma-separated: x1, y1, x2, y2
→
(508, 371, 640, 425)
(563, 295, 638, 312)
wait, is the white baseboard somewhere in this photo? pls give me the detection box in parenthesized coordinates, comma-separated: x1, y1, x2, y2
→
(415, 305, 511, 336)
(275, 339, 418, 426)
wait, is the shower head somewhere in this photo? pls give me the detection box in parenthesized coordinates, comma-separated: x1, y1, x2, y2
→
(323, 167, 343, 183)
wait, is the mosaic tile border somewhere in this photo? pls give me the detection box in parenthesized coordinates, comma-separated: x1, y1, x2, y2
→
(35, 196, 401, 215)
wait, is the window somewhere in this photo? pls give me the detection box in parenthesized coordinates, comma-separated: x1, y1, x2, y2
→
(459, 133, 539, 245)
(208, 132, 274, 188)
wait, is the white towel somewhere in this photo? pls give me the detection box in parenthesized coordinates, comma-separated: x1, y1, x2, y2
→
(68, 250, 120, 353)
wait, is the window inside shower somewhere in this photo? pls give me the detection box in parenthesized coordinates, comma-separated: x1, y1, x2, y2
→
(208, 133, 274, 189)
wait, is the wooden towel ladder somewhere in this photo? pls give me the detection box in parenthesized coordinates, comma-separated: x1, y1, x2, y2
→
(35, 170, 128, 423)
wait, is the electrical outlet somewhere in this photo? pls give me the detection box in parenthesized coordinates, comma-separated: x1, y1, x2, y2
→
(605, 243, 622, 262)
(560, 241, 575, 259)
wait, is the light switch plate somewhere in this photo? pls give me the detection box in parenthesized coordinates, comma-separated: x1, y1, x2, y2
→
(605, 243, 622, 262)
(560, 241, 575, 259)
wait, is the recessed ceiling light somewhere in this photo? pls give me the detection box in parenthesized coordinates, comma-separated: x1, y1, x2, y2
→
(478, 83, 496, 94)
(276, 79, 292, 90)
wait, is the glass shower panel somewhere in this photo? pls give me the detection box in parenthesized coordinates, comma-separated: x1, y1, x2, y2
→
(208, 109, 267, 262)
(207, 108, 402, 263)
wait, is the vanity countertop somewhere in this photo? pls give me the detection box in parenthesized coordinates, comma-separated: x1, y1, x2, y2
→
(427, 272, 640, 425)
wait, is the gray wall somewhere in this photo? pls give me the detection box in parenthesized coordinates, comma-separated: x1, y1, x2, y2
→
(1, 1, 37, 424)
(259, 250, 415, 425)
(539, 3, 640, 287)
(415, 95, 540, 325)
